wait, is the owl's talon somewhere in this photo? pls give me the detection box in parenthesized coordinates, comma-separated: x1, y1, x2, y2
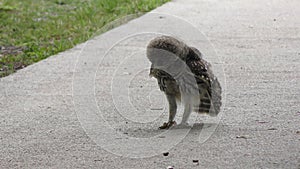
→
(159, 121, 176, 129)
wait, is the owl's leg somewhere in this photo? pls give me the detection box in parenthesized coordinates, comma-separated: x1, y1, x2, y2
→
(167, 94, 177, 122)
(179, 102, 192, 126)
(159, 94, 177, 129)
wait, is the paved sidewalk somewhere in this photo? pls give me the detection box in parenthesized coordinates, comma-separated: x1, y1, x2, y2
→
(1, 0, 299, 168)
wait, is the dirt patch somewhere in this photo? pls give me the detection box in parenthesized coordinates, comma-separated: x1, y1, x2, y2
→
(0, 46, 26, 56)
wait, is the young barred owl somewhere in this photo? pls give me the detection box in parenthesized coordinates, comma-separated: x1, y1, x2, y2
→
(146, 36, 222, 129)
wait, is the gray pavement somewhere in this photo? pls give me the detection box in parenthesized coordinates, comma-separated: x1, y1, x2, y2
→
(1, 0, 300, 168)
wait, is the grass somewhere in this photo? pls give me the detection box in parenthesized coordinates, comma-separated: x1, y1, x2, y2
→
(0, 0, 170, 77)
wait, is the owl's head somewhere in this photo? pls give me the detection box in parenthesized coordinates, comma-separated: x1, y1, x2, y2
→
(146, 36, 193, 79)
(146, 36, 190, 63)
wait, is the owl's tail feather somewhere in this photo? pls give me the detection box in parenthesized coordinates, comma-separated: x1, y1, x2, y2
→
(209, 77, 222, 116)
(198, 77, 222, 116)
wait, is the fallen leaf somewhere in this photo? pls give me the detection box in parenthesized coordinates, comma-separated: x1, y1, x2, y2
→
(150, 108, 163, 110)
(257, 121, 268, 124)
(267, 128, 277, 130)
(236, 135, 249, 139)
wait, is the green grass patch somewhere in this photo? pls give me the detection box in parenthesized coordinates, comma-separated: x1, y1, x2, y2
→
(0, 0, 170, 77)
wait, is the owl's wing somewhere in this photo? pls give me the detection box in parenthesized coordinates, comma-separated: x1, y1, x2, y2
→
(186, 47, 222, 116)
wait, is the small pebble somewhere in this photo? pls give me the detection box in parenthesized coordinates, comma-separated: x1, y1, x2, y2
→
(167, 166, 174, 169)
(236, 135, 248, 139)
(163, 152, 169, 156)
(192, 160, 199, 165)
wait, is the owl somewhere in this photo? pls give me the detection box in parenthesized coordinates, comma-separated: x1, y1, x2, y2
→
(146, 36, 222, 129)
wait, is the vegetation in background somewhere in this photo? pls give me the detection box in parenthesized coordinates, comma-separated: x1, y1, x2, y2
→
(0, 0, 170, 77)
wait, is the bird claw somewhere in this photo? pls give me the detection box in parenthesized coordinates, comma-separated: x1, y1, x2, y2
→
(159, 121, 176, 129)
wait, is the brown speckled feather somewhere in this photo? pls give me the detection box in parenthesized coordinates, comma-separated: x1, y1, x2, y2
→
(186, 47, 222, 115)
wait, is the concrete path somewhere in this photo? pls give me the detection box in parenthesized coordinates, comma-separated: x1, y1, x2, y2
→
(1, 0, 299, 168)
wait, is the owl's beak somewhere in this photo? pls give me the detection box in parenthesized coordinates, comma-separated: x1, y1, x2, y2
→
(149, 67, 154, 78)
